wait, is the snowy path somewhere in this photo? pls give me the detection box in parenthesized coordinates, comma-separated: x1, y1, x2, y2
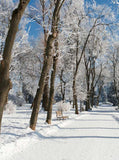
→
(1, 106, 119, 160)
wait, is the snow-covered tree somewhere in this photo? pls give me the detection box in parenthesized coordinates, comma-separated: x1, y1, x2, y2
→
(30, 0, 66, 129)
(0, 0, 30, 132)
(0, 0, 14, 55)
(108, 41, 119, 107)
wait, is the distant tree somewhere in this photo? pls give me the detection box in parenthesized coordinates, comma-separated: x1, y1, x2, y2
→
(108, 43, 119, 107)
(12, 48, 42, 103)
(96, 77, 104, 106)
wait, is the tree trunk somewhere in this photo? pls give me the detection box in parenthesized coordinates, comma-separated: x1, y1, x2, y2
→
(60, 71, 63, 101)
(30, 35, 54, 130)
(96, 84, 103, 106)
(72, 76, 79, 114)
(30, 0, 65, 130)
(73, 99, 75, 108)
(85, 77, 90, 111)
(117, 97, 119, 108)
(0, 0, 30, 132)
(46, 49, 59, 124)
(59, 69, 66, 102)
(86, 94, 90, 111)
(80, 101, 82, 112)
(41, 3, 50, 111)
(42, 74, 49, 111)
(62, 82, 66, 102)
(114, 75, 119, 108)
(90, 87, 94, 108)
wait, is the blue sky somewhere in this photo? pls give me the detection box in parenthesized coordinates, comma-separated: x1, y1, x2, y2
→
(86, 0, 112, 4)
(26, 0, 119, 39)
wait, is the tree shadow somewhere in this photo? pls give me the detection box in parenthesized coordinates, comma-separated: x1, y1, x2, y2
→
(34, 131, 119, 140)
(90, 110, 118, 113)
(1, 132, 20, 137)
(112, 115, 119, 124)
(57, 127, 119, 130)
(2, 125, 26, 130)
(88, 113, 114, 116)
(74, 119, 114, 122)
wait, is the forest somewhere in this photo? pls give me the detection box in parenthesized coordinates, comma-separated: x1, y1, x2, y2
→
(0, 1, 119, 159)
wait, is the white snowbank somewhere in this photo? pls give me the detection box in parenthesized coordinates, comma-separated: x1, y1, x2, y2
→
(56, 101, 71, 111)
(4, 100, 16, 114)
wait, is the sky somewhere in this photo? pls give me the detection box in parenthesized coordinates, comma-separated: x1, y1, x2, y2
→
(26, 0, 119, 39)
(87, 0, 119, 11)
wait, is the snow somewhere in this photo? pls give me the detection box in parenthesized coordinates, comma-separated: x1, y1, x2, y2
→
(4, 101, 16, 114)
(99, 102, 113, 107)
(0, 104, 119, 160)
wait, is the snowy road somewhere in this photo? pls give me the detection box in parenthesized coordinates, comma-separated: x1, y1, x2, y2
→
(2, 106, 119, 160)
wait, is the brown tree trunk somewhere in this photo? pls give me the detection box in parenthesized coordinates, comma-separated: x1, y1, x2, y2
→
(62, 82, 66, 102)
(59, 69, 66, 102)
(84, 53, 91, 111)
(96, 95, 100, 107)
(73, 100, 75, 108)
(85, 76, 90, 111)
(0, 0, 30, 132)
(30, 0, 65, 130)
(73, 76, 79, 114)
(90, 87, 94, 108)
(42, 74, 49, 111)
(46, 45, 59, 124)
(72, 36, 79, 113)
(86, 96, 90, 111)
(30, 35, 54, 130)
(117, 98, 119, 108)
(60, 80, 63, 100)
(96, 78, 104, 106)
(80, 101, 84, 112)
(96, 85, 102, 106)
(40, 0, 50, 112)
(113, 70, 119, 108)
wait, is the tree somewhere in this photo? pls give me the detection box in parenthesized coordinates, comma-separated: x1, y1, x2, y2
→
(56, 0, 116, 113)
(58, 0, 86, 113)
(108, 43, 119, 107)
(10, 19, 34, 101)
(0, 0, 30, 132)
(0, 0, 14, 55)
(46, 38, 59, 124)
(28, 0, 59, 111)
(30, 0, 65, 130)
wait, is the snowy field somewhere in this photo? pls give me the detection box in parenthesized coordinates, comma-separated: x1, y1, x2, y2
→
(0, 104, 119, 160)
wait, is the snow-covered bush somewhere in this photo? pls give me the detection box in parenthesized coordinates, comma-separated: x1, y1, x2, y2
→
(4, 100, 16, 114)
(101, 102, 113, 107)
(8, 94, 25, 106)
(56, 101, 71, 112)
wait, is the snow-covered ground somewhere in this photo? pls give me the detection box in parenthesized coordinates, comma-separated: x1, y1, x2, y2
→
(0, 104, 119, 160)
